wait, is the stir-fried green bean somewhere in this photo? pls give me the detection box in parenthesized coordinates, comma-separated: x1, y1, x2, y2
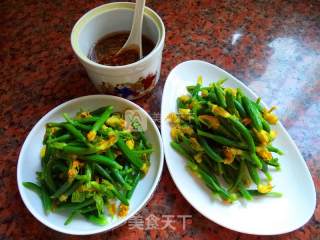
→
(168, 77, 283, 202)
(23, 106, 151, 225)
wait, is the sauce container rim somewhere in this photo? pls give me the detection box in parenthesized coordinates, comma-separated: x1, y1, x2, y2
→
(71, 2, 166, 70)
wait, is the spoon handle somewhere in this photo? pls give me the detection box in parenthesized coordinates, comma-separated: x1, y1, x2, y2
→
(124, 0, 145, 57)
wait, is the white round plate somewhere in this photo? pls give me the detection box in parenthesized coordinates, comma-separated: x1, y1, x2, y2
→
(161, 60, 316, 235)
(17, 95, 164, 235)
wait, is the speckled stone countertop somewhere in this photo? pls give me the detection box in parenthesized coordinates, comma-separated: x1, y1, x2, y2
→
(1, 0, 320, 239)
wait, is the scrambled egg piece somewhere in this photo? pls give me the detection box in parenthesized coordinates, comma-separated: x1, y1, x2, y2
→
(118, 203, 129, 217)
(179, 95, 191, 103)
(269, 130, 277, 141)
(194, 152, 203, 163)
(256, 147, 272, 161)
(225, 88, 237, 96)
(199, 115, 220, 129)
(243, 178, 251, 187)
(68, 160, 81, 180)
(254, 129, 270, 145)
(50, 127, 59, 135)
(211, 105, 231, 118)
(141, 163, 149, 174)
(126, 139, 135, 150)
(201, 89, 208, 97)
(87, 130, 97, 142)
(59, 194, 68, 202)
(40, 145, 46, 158)
(179, 108, 192, 120)
(258, 183, 273, 194)
(180, 125, 194, 136)
(72, 160, 81, 168)
(263, 107, 278, 124)
(170, 126, 183, 140)
(190, 137, 203, 152)
(107, 202, 117, 216)
(242, 117, 252, 126)
(167, 113, 180, 124)
(170, 125, 194, 139)
(68, 168, 78, 179)
(78, 111, 92, 118)
(96, 135, 118, 151)
(106, 116, 126, 129)
(223, 147, 242, 165)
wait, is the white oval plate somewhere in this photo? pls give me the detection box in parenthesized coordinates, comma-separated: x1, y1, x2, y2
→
(161, 60, 316, 235)
(17, 95, 164, 235)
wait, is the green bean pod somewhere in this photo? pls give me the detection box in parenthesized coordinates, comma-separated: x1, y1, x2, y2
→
(228, 117, 262, 169)
(198, 137, 223, 163)
(110, 187, 129, 205)
(83, 214, 107, 225)
(49, 142, 100, 155)
(261, 118, 271, 132)
(44, 159, 57, 193)
(229, 159, 245, 192)
(208, 88, 218, 103)
(117, 138, 144, 170)
(63, 114, 92, 131)
(225, 90, 238, 115)
(246, 161, 261, 185)
(91, 106, 113, 133)
(57, 198, 96, 211)
(75, 116, 99, 123)
(51, 179, 74, 199)
(24, 181, 53, 214)
(214, 85, 227, 108)
(187, 161, 233, 201)
(80, 154, 123, 169)
(234, 100, 247, 118)
(171, 141, 194, 162)
(197, 129, 248, 149)
(248, 190, 282, 197)
(250, 100, 264, 113)
(46, 134, 72, 144)
(94, 164, 114, 183)
(111, 169, 132, 190)
(63, 123, 88, 144)
(265, 158, 280, 169)
(242, 96, 263, 131)
(64, 211, 78, 225)
(64, 181, 84, 197)
(90, 106, 108, 116)
(80, 205, 97, 214)
(23, 182, 41, 195)
(87, 106, 113, 141)
(126, 172, 142, 200)
(238, 182, 253, 200)
(236, 88, 245, 102)
(261, 160, 272, 181)
(267, 145, 283, 155)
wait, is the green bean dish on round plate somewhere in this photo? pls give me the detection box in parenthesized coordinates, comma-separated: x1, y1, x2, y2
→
(23, 106, 152, 225)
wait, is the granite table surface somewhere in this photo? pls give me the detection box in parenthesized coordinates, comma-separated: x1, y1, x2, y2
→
(1, 0, 320, 239)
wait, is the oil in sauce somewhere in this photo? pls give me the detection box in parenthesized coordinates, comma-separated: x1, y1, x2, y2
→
(88, 31, 155, 66)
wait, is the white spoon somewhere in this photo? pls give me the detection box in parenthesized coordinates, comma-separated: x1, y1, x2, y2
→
(116, 0, 145, 59)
